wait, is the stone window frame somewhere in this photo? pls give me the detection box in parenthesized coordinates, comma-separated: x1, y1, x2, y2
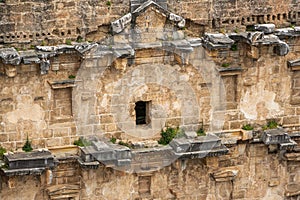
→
(287, 60, 300, 105)
(48, 80, 76, 123)
(219, 69, 241, 111)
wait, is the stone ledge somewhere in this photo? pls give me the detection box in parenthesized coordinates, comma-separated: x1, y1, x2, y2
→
(1, 167, 46, 176)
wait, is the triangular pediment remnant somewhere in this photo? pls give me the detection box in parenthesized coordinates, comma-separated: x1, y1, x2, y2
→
(130, 0, 167, 12)
(111, 0, 185, 34)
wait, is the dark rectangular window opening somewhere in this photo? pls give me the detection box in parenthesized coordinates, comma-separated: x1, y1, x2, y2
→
(135, 101, 150, 125)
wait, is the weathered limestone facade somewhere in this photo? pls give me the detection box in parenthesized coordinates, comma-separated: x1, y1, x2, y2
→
(1, 0, 300, 48)
(0, 0, 299, 199)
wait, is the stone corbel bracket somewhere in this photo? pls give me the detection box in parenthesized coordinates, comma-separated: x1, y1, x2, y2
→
(211, 168, 239, 182)
(262, 128, 297, 152)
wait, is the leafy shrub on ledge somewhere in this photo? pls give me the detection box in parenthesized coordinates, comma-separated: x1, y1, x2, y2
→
(158, 127, 184, 145)
(0, 146, 6, 159)
(22, 136, 33, 152)
(110, 136, 117, 144)
(68, 74, 76, 79)
(197, 128, 206, 136)
(74, 137, 92, 147)
(263, 120, 278, 130)
(221, 63, 231, 68)
(242, 124, 254, 131)
(106, 0, 111, 6)
(230, 43, 238, 51)
(65, 39, 72, 45)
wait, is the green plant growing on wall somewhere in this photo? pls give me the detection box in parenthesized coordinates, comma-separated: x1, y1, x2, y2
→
(22, 136, 33, 152)
(263, 120, 278, 130)
(110, 136, 117, 144)
(68, 75, 76, 79)
(76, 36, 84, 43)
(65, 39, 72, 45)
(41, 40, 46, 46)
(158, 127, 183, 145)
(0, 146, 6, 159)
(230, 43, 238, 51)
(73, 137, 92, 147)
(196, 128, 206, 136)
(242, 124, 254, 131)
(221, 63, 231, 68)
(106, 0, 111, 7)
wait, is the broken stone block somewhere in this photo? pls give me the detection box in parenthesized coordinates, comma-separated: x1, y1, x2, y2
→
(80, 140, 132, 167)
(169, 13, 185, 28)
(19, 50, 40, 64)
(0, 48, 21, 65)
(40, 58, 50, 75)
(202, 33, 234, 50)
(184, 131, 197, 138)
(274, 40, 290, 56)
(262, 129, 292, 145)
(254, 24, 275, 34)
(169, 133, 229, 158)
(262, 128, 297, 151)
(111, 13, 132, 34)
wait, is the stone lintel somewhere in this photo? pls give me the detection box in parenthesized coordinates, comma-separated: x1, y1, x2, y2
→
(48, 80, 76, 89)
(288, 59, 300, 71)
(218, 66, 242, 76)
(1, 167, 46, 177)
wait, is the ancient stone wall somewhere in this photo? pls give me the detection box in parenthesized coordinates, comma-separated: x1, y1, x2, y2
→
(0, 51, 80, 150)
(1, 0, 300, 48)
(0, 141, 299, 200)
(0, 1, 300, 199)
(0, 0, 130, 48)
